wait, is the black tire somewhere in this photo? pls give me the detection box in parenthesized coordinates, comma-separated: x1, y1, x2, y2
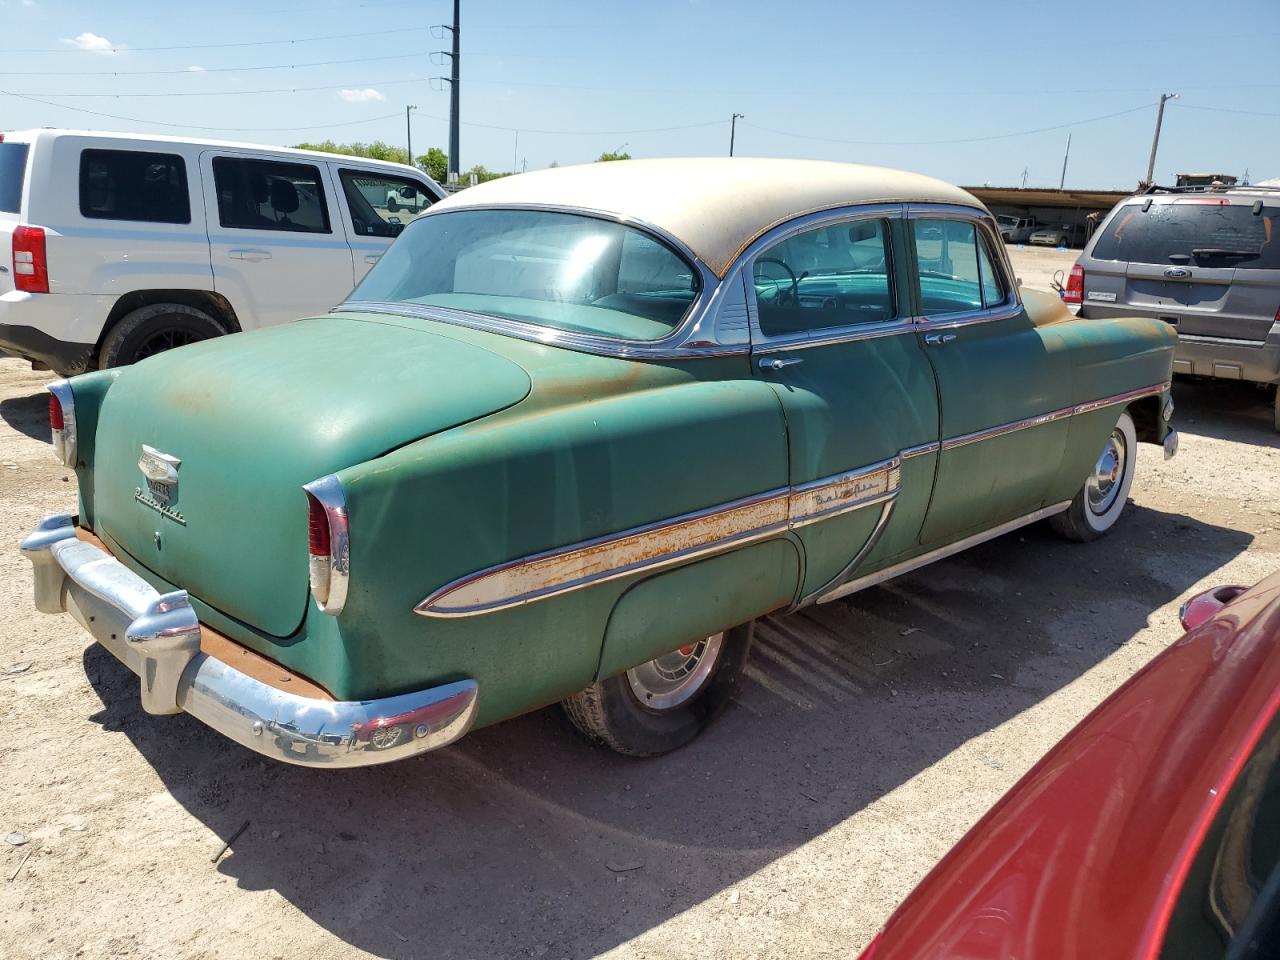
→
(561, 622, 755, 757)
(98, 303, 227, 369)
(1273, 387, 1279, 433)
(1050, 410, 1137, 542)
(387, 199, 399, 213)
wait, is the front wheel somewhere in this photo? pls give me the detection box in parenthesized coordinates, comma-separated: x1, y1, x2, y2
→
(1050, 410, 1137, 542)
(561, 623, 754, 757)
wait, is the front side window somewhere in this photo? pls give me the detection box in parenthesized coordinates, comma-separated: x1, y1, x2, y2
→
(1093, 200, 1280, 270)
(212, 157, 330, 233)
(338, 169, 434, 238)
(350, 209, 700, 341)
(913, 218, 984, 315)
(752, 219, 895, 337)
(79, 149, 189, 224)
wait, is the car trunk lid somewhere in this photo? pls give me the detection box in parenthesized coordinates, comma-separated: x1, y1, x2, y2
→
(90, 314, 531, 637)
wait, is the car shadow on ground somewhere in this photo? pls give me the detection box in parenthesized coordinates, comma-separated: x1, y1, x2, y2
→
(80, 504, 1249, 959)
(1172, 378, 1277, 448)
(0, 391, 52, 444)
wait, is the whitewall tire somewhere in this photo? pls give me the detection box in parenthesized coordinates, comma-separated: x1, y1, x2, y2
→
(1050, 410, 1137, 542)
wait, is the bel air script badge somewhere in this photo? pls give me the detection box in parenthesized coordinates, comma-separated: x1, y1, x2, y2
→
(135, 444, 185, 523)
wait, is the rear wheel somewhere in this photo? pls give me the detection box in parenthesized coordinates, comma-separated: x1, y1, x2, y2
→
(1050, 409, 1137, 542)
(98, 303, 227, 369)
(561, 623, 754, 757)
(387, 199, 399, 213)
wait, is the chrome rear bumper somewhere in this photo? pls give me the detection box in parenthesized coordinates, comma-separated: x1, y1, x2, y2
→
(20, 514, 479, 768)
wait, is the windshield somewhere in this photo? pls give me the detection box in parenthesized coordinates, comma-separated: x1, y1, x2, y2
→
(1093, 200, 1280, 269)
(0, 142, 29, 214)
(349, 209, 702, 341)
(997, 215, 1018, 226)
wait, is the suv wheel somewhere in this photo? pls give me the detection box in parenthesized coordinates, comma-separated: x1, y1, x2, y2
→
(98, 303, 228, 369)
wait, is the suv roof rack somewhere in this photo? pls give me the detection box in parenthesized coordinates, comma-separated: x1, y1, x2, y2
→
(1140, 183, 1279, 196)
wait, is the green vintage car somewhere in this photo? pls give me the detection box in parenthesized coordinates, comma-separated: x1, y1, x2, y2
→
(22, 158, 1178, 766)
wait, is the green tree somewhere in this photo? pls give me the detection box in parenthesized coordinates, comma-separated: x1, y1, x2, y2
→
(596, 151, 632, 162)
(417, 147, 448, 182)
(291, 140, 410, 165)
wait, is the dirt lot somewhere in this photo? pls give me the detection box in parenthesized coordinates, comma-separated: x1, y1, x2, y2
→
(2, 246, 1278, 959)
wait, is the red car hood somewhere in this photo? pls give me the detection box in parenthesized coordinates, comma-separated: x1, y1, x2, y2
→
(868, 571, 1280, 960)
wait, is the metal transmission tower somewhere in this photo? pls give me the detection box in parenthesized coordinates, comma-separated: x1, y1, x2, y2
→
(432, 0, 461, 182)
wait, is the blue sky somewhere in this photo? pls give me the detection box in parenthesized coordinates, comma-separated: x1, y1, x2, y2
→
(1, 0, 1276, 188)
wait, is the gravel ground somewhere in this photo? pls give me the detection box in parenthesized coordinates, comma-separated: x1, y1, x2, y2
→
(2, 246, 1278, 960)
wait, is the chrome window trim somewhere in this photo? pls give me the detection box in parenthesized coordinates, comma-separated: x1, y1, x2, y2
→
(416, 453, 904, 619)
(735, 203, 909, 351)
(335, 203, 748, 360)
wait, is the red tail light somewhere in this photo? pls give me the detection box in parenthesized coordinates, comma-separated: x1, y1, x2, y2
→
(48, 393, 64, 431)
(13, 225, 49, 294)
(307, 493, 331, 557)
(1063, 264, 1084, 305)
(303, 476, 348, 615)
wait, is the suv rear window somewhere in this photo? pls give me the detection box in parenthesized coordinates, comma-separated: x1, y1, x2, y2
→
(0, 142, 30, 214)
(80, 149, 190, 224)
(1093, 200, 1280, 270)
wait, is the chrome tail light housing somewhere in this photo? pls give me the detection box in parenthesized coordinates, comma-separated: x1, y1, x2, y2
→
(302, 474, 349, 616)
(47, 379, 77, 467)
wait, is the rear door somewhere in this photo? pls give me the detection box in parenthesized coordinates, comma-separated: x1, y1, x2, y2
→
(1085, 197, 1280, 342)
(201, 151, 357, 330)
(330, 165, 438, 284)
(0, 139, 31, 295)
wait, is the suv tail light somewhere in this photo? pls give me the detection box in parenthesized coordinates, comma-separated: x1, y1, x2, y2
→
(1063, 264, 1084, 305)
(47, 380, 76, 466)
(13, 225, 49, 293)
(302, 475, 349, 616)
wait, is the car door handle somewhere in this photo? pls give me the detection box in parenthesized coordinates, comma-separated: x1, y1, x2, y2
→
(759, 356, 804, 371)
(923, 333, 957, 346)
(364, 254, 382, 265)
(228, 249, 272, 262)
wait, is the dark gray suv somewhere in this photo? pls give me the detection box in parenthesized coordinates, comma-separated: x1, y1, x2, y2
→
(1066, 184, 1280, 428)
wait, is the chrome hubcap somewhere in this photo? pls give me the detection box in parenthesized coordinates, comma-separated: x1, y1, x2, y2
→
(626, 632, 725, 711)
(1086, 428, 1127, 516)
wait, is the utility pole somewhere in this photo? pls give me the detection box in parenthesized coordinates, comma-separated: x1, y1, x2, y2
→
(729, 113, 744, 157)
(434, 0, 461, 181)
(405, 104, 416, 167)
(512, 130, 518, 175)
(1144, 93, 1179, 187)
(1058, 133, 1071, 189)
(1020, 167, 1028, 189)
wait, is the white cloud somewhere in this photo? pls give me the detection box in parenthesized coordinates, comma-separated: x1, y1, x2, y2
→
(186, 65, 205, 72)
(62, 32, 117, 53)
(337, 87, 385, 103)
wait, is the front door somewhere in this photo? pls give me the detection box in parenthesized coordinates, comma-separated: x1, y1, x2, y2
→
(201, 151, 356, 330)
(910, 213, 1073, 545)
(748, 209, 940, 602)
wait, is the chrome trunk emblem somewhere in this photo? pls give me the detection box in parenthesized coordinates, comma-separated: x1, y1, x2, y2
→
(136, 445, 184, 522)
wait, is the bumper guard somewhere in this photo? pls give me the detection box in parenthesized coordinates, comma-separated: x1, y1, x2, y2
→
(21, 515, 479, 768)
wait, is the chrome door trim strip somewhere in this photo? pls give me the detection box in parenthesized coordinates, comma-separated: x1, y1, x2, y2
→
(417, 454, 904, 618)
(900, 440, 941, 459)
(814, 500, 1073, 605)
(797, 496, 898, 609)
(939, 382, 1169, 451)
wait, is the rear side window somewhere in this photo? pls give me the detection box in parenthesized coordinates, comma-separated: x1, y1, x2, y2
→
(79, 149, 190, 224)
(752, 219, 895, 337)
(913, 219, 983, 315)
(0, 142, 28, 213)
(1093, 201, 1280, 270)
(213, 157, 330, 233)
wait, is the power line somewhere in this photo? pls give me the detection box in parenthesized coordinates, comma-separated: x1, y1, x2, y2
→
(0, 52, 423, 77)
(4, 76, 434, 98)
(0, 89, 403, 132)
(0, 26, 434, 54)
(740, 102, 1160, 147)
(1178, 102, 1280, 119)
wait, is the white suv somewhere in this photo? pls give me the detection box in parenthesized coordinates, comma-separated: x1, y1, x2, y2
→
(0, 129, 443, 373)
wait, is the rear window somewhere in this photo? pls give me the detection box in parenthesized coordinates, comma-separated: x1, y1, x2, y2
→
(1093, 200, 1280, 270)
(0, 142, 29, 213)
(80, 149, 190, 224)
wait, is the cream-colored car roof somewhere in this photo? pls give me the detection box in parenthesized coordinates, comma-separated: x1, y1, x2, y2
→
(430, 157, 984, 277)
